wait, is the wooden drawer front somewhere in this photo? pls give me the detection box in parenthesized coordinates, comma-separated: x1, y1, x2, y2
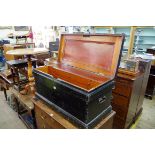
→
(112, 93, 129, 108)
(112, 104, 128, 120)
(113, 116, 126, 129)
(35, 106, 65, 129)
(113, 82, 131, 97)
(115, 78, 132, 85)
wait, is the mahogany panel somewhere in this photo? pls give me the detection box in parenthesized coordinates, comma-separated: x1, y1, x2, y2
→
(112, 103, 128, 120)
(58, 34, 124, 78)
(63, 40, 114, 72)
(113, 81, 132, 97)
(112, 93, 129, 108)
(113, 115, 125, 129)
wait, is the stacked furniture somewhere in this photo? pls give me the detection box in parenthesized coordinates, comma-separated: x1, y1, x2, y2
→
(33, 34, 125, 128)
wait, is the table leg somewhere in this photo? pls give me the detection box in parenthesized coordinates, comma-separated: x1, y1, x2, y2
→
(27, 55, 33, 80)
(27, 55, 35, 93)
(14, 97, 20, 117)
(3, 88, 7, 101)
(20, 55, 35, 95)
(31, 109, 37, 129)
(15, 67, 20, 91)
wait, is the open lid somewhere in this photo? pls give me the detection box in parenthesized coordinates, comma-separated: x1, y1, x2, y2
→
(58, 34, 125, 79)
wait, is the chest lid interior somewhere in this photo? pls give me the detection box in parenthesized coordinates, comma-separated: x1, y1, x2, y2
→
(58, 33, 125, 79)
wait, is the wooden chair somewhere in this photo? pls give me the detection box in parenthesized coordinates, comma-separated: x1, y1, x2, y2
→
(3, 44, 25, 61)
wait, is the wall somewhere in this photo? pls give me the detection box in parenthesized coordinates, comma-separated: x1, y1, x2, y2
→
(0, 27, 30, 44)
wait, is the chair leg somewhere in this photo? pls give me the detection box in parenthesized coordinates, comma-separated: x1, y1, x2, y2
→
(11, 67, 15, 84)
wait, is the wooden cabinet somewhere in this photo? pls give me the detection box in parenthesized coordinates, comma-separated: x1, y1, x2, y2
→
(112, 73, 144, 128)
(33, 98, 116, 129)
(112, 60, 151, 128)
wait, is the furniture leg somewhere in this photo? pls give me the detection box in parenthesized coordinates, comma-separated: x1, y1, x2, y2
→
(14, 97, 20, 116)
(27, 55, 35, 93)
(3, 88, 7, 101)
(15, 67, 20, 91)
(31, 109, 37, 128)
(11, 67, 15, 84)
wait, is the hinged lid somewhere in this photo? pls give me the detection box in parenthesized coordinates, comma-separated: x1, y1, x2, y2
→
(58, 34, 125, 79)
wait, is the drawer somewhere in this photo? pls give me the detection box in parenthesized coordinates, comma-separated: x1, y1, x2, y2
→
(113, 82, 132, 97)
(35, 106, 65, 129)
(113, 116, 126, 129)
(115, 78, 132, 85)
(112, 103, 128, 120)
(112, 93, 129, 108)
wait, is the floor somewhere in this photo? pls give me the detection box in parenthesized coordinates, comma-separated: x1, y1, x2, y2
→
(0, 90, 155, 129)
(0, 90, 26, 129)
(134, 95, 155, 129)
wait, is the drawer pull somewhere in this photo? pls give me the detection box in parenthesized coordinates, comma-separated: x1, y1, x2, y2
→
(98, 96, 106, 104)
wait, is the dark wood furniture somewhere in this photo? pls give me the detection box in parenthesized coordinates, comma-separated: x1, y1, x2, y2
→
(10, 87, 36, 129)
(145, 48, 155, 99)
(112, 60, 151, 128)
(33, 98, 116, 129)
(6, 59, 37, 91)
(32, 52, 51, 66)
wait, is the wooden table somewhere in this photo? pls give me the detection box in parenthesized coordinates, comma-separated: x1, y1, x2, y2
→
(7, 48, 48, 94)
(33, 98, 116, 129)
